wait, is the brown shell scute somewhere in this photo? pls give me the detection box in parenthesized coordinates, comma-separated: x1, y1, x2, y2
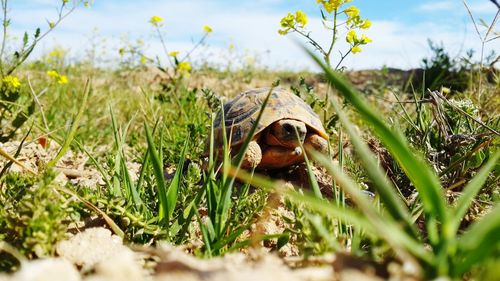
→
(213, 88, 328, 146)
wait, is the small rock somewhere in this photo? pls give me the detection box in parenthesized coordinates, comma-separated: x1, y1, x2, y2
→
(88, 251, 145, 281)
(13, 259, 80, 281)
(56, 228, 135, 271)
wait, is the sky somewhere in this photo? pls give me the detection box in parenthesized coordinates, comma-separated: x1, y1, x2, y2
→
(6, 0, 500, 70)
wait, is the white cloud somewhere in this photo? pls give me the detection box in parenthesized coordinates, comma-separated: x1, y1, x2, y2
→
(5, 0, 500, 71)
(417, 1, 456, 12)
(467, 1, 500, 13)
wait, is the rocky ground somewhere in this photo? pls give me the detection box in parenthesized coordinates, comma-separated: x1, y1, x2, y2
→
(1, 227, 420, 281)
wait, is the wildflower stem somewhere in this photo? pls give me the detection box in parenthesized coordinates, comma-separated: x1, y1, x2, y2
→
(5, 0, 80, 75)
(154, 26, 176, 70)
(292, 27, 328, 60)
(27, 75, 50, 133)
(326, 8, 338, 67)
(180, 33, 208, 62)
(462, 0, 499, 99)
(0, 0, 8, 77)
(334, 48, 352, 70)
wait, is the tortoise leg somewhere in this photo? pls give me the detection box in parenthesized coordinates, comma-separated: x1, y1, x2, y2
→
(259, 146, 303, 169)
(304, 133, 328, 154)
(240, 140, 262, 169)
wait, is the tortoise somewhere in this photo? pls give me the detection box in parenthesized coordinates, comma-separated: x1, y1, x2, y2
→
(211, 87, 329, 169)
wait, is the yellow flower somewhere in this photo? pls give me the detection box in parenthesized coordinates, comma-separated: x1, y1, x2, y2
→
(278, 12, 295, 34)
(295, 10, 307, 27)
(344, 6, 359, 18)
(317, 0, 343, 13)
(140, 55, 147, 65)
(441, 86, 451, 94)
(47, 70, 69, 84)
(57, 75, 68, 85)
(351, 46, 362, 54)
(47, 70, 59, 78)
(49, 47, 66, 59)
(280, 13, 295, 28)
(149, 15, 163, 26)
(83, 1, 90, 7)
(346, 30, 357, 44)
(2, 75, 21, 90)
(48, 21, 55, 28)
(360, 19, 371, 29)
(278, 10, 308, 35)
(278, 29, 288, 35)
(177, 61, 191, 74)
(203, 25, 213, 33)
(168, 51, 179, 57)
(360, 34, 372, 44)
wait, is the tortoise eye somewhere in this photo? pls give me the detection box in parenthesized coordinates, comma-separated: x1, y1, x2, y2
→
(283, 123, 294, 134)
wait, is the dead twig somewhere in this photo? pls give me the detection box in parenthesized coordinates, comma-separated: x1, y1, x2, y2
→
(430, 90, 499, 136)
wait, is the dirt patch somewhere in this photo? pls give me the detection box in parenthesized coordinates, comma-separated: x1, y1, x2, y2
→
(0, 141, 142, 188)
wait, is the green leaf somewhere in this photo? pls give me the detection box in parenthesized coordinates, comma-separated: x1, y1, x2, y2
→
(300, 137, 322, 199)
(451, 151, 500, 233)
(166, 138, 189, 219)
(455, 204, 500, 277)
(23, 32, 28, 46)
(144, 122, 168, 226)
(211, 226, 247, 252)
(34, 27, 41, 38)
(196, 211, 213, 258)
(277, 232, 290, 249)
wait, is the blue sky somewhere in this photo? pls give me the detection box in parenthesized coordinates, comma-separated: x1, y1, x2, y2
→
(6, 0, 500, 70)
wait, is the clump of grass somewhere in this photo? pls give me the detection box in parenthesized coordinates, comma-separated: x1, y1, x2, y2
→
(0, 171, 86, 270)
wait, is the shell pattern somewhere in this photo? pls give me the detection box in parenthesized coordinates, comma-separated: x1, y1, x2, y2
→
(213, 88, 328, 147)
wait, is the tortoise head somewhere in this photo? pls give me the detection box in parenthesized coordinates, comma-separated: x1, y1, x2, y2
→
(267, 119, 307, 149)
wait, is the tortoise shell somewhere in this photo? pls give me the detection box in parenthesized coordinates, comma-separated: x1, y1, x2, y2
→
(213, 88, 328, 147)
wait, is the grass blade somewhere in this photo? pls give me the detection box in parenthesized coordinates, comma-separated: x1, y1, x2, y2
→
(196, 211, 213, 258)
(328, 96, 419, 239)
(110, 107, 142, 208)
(47, 80, 90, 169)
(455, 203, 500, 276)
(56, 186, 125, 238)
(309, 151, 431, 265)
(0, 123, 33, 177)
(74, 140, 112, 190)
(0, 147, 37, 175)
(451, 151, 499, 232)
(298, 131, 322, 199)
(217, 88, 274, 236)
(144, 122, 168, 226)
(166, 138, 188, 219)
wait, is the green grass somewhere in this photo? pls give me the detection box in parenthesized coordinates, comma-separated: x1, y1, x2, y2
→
(0, 50, 498, 280)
